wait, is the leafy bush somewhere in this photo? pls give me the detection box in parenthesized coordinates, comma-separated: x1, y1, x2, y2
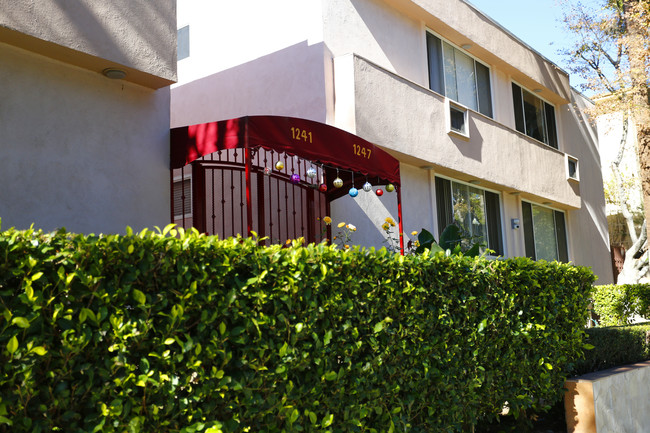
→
(0, 226, 594, 432)
(592, 284, 650, 326)
(573, 323, 650, 376)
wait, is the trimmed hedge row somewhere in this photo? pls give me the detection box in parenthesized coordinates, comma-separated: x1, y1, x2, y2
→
(574, 323, 650, 375)
(592, 284, 650, 326)
(0, 226, 595, 432)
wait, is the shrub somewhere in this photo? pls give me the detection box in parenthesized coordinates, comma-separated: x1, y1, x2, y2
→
(592, 284, 650, 326)
(573, 323, 650, 376)
(0, 226, 595, 432)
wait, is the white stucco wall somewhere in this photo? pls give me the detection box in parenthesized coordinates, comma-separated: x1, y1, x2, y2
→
(175, 0, 324, 87)
(0, 43, 171, 234)
(0, 0, 177, 86)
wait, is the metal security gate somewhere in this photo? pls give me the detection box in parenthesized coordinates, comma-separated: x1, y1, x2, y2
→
(172, 148, 330, 244)
(170, 115, 404, 252)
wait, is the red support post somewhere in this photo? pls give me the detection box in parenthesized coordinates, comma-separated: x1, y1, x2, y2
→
(397, 185, 405, 255)
(244, 121, 253, 237)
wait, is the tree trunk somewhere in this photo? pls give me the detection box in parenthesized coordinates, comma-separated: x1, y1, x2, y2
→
(638, 126, 650, 240)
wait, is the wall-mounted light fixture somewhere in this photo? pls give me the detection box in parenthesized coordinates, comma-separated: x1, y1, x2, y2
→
(533, 88, 543, 93)
(102, 68, 127, 80)
(511, 218, 520, 230)
(461, 44, 472, 50)
(468, 179, 481, 185)
(542, 201, 552, 206)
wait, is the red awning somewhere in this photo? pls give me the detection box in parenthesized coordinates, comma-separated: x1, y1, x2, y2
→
(170, 115, 401, 186)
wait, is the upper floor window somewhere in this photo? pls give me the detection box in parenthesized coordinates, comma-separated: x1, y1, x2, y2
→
(177, 25, 190, 61)
(426, 32, 493, 118)
(512, 83, 558, 148)
(435, 176, 503, 255)
(521, 202, 568, 262)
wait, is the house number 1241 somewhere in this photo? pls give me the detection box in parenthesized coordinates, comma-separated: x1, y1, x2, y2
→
(290, 127, 313, 143)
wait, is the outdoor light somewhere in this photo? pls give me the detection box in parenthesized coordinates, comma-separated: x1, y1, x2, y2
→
(461, 44, 472, 50)
(534, 88, 543, 93)
(102, 68, 127, 79)
(468, 179, 481, 185)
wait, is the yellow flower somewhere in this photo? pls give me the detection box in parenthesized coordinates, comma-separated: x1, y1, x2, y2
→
(344, 244, 350, 249)
(338, 222, 346, 228)
(411, 230, 419, 236)
(285, 239, 292, 245)
(382, 223, 390, 231)
(323, 216, 332, 225)
(385, 217, 396, 227)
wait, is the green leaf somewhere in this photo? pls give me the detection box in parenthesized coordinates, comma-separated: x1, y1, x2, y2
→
(11, 317, 30, 328)
(31, 272, 44, 281)
(219, 322, 227, 335)
(324, 371, 337, 381)
(321, 413, 334, 428)
(279, 342, 288, 357)
(583, 343, 595, 350)
(133, 289, 146, 305)
(30, 346, 47, 356)
(164, 338, 175, 345)
(323, 330, 333, 346)
(373, 322, 385, 333)
(6, 336, 18, 355)
(308, 411, 317, 425)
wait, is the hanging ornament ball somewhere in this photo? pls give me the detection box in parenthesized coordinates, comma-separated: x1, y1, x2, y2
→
(333, 177, 344, 188)
(348, 187, 359, 198)
(375, 188, 384, 196)
(275, 160, 285, 170)
(290, 173, 301, 184)
(264, 167, 271, 176)
(319, 183, 328, 193)
(306, 167, 317, 179)
(363, 181, 372, 192)
(386, 183, 395, 192)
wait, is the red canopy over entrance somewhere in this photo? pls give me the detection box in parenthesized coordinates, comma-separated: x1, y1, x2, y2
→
(170, 115, 403, 251)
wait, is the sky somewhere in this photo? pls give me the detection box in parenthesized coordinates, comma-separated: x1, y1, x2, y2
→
(465, 0, 578, 84)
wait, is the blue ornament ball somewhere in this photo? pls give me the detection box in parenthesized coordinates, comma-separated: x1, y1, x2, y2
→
(349, 187, 359, 198)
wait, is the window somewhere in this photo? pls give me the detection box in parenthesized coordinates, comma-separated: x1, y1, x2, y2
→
(177, 25, 190, 61)
(566, 155, 579, 181)
(448, 101, 469, 137)
(512, 83, 558, 148)
(521, 202, 568, 262)
(173, 179, 192, 217)
(427, 32, 493, 118)
(435, 177, 503, 255)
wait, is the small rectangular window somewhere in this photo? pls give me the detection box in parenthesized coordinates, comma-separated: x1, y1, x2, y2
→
(177, 25, 190, 61)
(449, 105, 467, 135)
(566, 156, 579, 181)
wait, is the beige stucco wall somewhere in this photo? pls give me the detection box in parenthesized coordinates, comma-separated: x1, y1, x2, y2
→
(172, 42, 329, 128)
(0, 42, 171, 234)
(0, 0, 176, 88)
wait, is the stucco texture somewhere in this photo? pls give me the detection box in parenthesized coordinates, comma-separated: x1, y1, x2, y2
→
(0, 0, 177, 86)
(0, 43, 170, 234)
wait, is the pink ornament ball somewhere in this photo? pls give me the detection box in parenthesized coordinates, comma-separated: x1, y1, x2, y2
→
(290, 173, 300, 184)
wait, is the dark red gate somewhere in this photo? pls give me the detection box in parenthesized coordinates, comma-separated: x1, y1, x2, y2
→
(170, 115, 403, 251)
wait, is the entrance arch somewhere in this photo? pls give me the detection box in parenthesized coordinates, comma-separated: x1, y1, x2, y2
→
(170, 115, 403, 251)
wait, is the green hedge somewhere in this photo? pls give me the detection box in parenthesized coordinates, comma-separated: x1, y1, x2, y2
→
(592, 284, 650, 326)
(0, 226, 595, 432)
(574, 323, 650, 375)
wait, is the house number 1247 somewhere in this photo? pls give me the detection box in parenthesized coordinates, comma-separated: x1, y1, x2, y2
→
(352, 144, 372, 159)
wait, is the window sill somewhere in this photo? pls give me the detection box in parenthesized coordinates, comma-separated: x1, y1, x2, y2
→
(448, 129, 470, 141)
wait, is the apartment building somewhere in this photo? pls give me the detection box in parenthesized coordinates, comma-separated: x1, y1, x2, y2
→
(171, 0, 613, 283)
(0, 0, 176, 234)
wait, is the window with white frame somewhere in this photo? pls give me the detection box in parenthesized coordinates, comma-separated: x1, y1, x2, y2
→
(426, 32, 493, 118)
(512, 83, 558, 148)
(566, 155, 579, 181)
(435, 176, 503, 255)
(521, 202, 568, 262)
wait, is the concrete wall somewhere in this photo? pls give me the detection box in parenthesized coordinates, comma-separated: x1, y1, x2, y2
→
(0, 0, 176, 88)
(565, 361, 650, 432)
(0, 43, 171, 234)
